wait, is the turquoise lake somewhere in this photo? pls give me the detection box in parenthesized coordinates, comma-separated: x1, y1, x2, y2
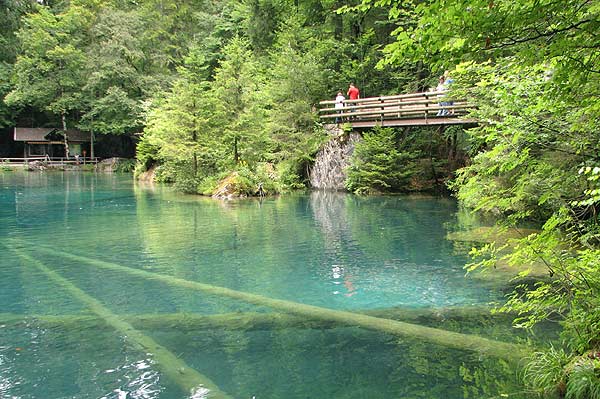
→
(0, 172, 535, 398)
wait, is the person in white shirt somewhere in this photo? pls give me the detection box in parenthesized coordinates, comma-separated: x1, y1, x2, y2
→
(334, 90, 345, 123)
(436, 76, 448, 116)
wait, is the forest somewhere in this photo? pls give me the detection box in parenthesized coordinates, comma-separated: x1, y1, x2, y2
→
(1, 0, 600, 397)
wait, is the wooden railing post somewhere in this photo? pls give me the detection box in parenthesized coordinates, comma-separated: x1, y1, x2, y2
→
(397, 97, 401, 119)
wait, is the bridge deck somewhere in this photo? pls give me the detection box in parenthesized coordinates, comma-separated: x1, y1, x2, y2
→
(339, 116, 477, 129)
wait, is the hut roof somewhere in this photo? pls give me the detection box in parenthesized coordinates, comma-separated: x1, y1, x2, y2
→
(14, 128, 90, 142)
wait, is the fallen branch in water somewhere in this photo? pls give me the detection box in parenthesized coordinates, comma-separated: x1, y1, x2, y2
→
(13, 241, 532, 363)
(9, 247, 233, 399)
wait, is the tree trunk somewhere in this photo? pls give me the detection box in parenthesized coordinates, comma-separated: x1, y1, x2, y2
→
(0, 306, 499, 333)
(62, 112, 69, 159)
(192, 100, 198, 177)
(233, 135, 239, 164)
(191, 128, 197, 176)
(90, 114, 95, 160)
(12, 248, 233, 399)
(90, 131, 95, 160)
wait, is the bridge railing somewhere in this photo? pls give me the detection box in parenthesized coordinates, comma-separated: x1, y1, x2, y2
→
(318, 91, 472, 124)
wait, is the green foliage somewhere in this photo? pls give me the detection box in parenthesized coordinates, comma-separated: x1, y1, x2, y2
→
(113, 159, 135, 173)
(356, 1, 600, 397)
(228, 168, 264, 196)
(173, 174, 201, 194)
(357, 0, 599, 79)
(153, 162, 183, 184)
(237, 0, 284, 51)
(262, 16, 334, 182)
(346, 127, 418, 194)
(139, 9, 351, 195)
(0, 0, 34, 127)
(210, 36, 270, 166)
(79, 163, 95, 172)
(143, 78, 222, 177)
(447, 62, 587, 223)
(197, 174, 222, 196)
(566, 359, 600, 399)
(439, 59, 600, 372)
(449, 61, 600, 397)
(6, 4, 90, 126)
(572, 166, 600, 211)
(135, 134, 160, 172)
(208, 162, 279, 197)
(79, 8, 148, 135)
(3, 0, 447, 195)
(4, 0, 234, 137)
(523, 346, 569, 398)
(276, 159, 308, 191)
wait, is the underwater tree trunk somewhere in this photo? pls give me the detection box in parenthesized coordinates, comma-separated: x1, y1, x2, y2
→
(0, 306, 502, 333)
(10, 247, 233, 399)
(19, 242, 532, 363)
(0, 312, 332, 331)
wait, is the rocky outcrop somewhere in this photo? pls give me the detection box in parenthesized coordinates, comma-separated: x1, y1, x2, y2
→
(309, 132, 361, 190)
(211, 172, 248, 200)
(26, 160, 48, 171)
(137, 166, 157, 182)
(323, 124, 344, 136)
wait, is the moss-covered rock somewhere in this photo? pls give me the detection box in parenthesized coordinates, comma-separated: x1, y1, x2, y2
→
(211, 164, 279, 199)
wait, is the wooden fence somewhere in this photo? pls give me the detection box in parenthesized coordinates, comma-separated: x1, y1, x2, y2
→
(0, 156, 100, 166)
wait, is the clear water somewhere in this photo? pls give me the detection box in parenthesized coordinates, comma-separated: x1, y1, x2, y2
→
(0, 172, 531, 398)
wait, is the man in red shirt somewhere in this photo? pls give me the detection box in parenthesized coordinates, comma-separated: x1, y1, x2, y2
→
(347, 83, 360, 100)
(346, 83, 360, 119)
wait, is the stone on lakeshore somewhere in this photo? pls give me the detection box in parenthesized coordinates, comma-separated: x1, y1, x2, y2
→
(95, 157, 131, 173)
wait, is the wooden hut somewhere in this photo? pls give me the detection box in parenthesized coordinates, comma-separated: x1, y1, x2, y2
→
(13, 128, 92, 158)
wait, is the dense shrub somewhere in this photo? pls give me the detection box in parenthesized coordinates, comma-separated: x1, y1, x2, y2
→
(346, 127, 418, 194)
(113, 159, 135, 173)
(211, 163, 280, 197)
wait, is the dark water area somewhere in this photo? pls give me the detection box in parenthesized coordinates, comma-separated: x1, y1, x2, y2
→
(0, 172, 548, 398)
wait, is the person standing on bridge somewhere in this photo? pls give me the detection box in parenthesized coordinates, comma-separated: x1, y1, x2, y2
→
(334, 90, 345, 124)
(444, 70, 454, 115)
(347, 83, 360, 100)
(436, 75, 447, 116)
(347, 83, 360, 119)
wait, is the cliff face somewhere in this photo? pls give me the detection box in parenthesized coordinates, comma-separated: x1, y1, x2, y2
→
(309, 131, 362, 190)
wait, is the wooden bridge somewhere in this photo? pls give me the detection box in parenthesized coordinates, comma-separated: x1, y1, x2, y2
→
(318, 91, 476, 128)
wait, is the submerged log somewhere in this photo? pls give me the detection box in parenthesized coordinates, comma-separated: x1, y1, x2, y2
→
(0, 312, 333, 331)
(20, 242, 532, 362)
(446, 226, 539, 244)
(10, 248, 233, 399)
(0, 306, 498, 332)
